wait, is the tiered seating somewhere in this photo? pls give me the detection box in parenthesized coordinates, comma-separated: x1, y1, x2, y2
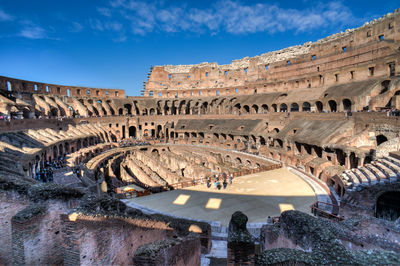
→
(340, 155, 400, 190)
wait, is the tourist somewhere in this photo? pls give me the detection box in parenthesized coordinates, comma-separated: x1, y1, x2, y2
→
(267, 216, 272, 224)
(206, 180, 211, 188)
(229, 174, 233, 184)
(223, 179, 227, 189)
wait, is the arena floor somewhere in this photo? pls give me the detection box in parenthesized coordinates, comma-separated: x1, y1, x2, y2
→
(125, 168, 317, 226)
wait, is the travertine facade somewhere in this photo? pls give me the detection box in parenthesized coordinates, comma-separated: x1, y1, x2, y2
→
(0, 8, 400, 265)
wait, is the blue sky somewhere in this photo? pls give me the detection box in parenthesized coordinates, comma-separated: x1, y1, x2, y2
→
(0, 0, 398, 96)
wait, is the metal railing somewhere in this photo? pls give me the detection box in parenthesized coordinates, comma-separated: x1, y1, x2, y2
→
(310, 201, 344, 221)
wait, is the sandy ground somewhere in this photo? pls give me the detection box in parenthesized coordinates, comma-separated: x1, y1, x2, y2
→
(126, 167, 317, 226)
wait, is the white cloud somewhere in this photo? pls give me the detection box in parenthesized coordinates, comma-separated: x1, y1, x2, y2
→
(0, 9, 14, 21)
(69, 22, 84, 32)
(93, 0, 357, 36)
(97, 7, 112, 17)
(19, 26, 46, 39)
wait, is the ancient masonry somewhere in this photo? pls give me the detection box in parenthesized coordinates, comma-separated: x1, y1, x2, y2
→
(0, 9, 400, 265)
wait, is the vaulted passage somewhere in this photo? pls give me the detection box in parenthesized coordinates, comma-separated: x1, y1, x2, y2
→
(376, 191, 400, 221)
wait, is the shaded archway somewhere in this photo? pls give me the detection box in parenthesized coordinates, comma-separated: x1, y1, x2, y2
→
(376, 191, 400, 221)
(129, 126, 137, 138)
(342, 99, 352, 112)
(302, 102, 311, 112)
(376, 134, 388, 146)
(315, 101, 323, 112)
(279, 103, 287, 112)
(290, 103, 299, 112)
(328, 100, 337, 112)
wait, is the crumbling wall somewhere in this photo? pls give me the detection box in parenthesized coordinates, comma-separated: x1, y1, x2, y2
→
(258, 210, 400, 265)
(0, 190, 30, 265)
(132, 236, 201, 266)
(62, 213, 170, 265)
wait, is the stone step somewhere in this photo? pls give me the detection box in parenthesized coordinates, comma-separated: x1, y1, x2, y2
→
(386, 155, 400, 167)
(360, 166, 379, 184)
(381, 158, 400, 177)
(353, 168, 370, 184)
(345, 171, 361, 185)
(360, 165, 385, 185)
(366, 164, 387, 183)
(373, 161, 396, 180)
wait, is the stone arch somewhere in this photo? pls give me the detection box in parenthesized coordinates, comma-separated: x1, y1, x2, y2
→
(315, 101, 323, 112)
(235, 157, 242, 164)
(279, 103, 287, 112)
(328, 100, 337, 112)
(261, 104, 268, 113)
(243, 105, 250, 113)
(272, 104, 277, 112)
(342, 98, 352, 112)
(129, 126, 137, 138)
(118, 108, 123, 115)
(251, 104, 259, 114)
(124, 104, 132, 115)
(302, 102, 311, 112)
(290, 103, 299, 112)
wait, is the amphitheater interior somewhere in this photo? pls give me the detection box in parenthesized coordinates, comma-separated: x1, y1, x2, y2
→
(2, 9, 400, 266)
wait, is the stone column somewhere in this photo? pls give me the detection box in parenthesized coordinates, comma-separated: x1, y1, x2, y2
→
(345, 153, 351, 170)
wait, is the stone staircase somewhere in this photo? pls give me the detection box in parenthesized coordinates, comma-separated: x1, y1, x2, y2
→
(340, 155, 400, 191)
(52, 168, 84, 188)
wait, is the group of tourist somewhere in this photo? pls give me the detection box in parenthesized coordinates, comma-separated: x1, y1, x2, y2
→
(193, 173, 234, 190)
(34, 167, 54, 182)
(33, 157, 67, 182)
(118, 138, 150, 147)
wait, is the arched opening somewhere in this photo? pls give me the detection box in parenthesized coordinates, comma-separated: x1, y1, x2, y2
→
(118, 108, 123, 115)
(380, 80, 390, 94)
(376, 134, 388, 146)
(151, 129, 155, 138)
(92, 106, 99, 116)
(156, 125, 162, 138)
(342, 99, 352, 112)
(50, 107, 58, 117)
(290, 103, 299, 112)
(235, 157, 242, 164)
(376, 191, 400, 221)
(328, 100, 337, 112)
(251, 104, 258, 114)
(261, 104, 268, 113)
(272, 104, 277, 112)
(22, 107, 31, 119)
(260, 136, 266, 145)
(243, 105, 250, 113)
(279, 103, 287, 112)
(129, 126, 137, 138)
(124, 104, 132, 115)
(149, 108, 155, 115)
(302, 102, 311, 112)
(315, 101, 323, 112)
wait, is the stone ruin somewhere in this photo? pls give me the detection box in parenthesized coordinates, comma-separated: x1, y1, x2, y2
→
(0, 7, 400, 265)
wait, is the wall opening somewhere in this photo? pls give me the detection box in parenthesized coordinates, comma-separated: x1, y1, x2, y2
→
(376, 191, 400, 221)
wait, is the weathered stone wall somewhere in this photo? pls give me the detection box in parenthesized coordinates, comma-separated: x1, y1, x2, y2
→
(145, 10, 400, 98)
(11, 201, 71, 265)
(0, 190, 30, 265)
(61, 213, 171, 265)
(132, 236, 201, 266)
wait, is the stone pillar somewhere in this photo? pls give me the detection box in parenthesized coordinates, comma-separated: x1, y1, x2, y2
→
(345, 153, 351, 170)
(359, 156, 365, 167)
(227, 211, 255, 266)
